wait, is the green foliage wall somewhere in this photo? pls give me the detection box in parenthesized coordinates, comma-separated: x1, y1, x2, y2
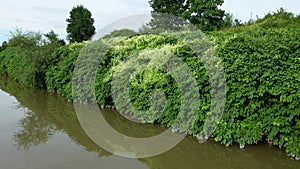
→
(1, 26, 299, 160)
(101, 29, 299, 159)
(45, 28, 300, 159)
(94, 34, 211, 132)
(45, 42, 85, 99)
(0, 30, 64, 87)
(211, 28, 300, 159)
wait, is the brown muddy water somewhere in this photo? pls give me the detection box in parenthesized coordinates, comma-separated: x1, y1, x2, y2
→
(0, 78, 299, 169)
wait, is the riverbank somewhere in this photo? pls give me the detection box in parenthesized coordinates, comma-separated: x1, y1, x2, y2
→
(0, 26, 299, 159)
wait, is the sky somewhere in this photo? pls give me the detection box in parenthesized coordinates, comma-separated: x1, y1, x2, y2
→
(0, 0, 299, 43)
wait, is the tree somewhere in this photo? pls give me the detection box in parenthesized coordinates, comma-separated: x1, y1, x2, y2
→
(148, 0, 225, 31)
(44, 30, 65, 46)
(7, 29, 43, 48)
(66, 5, 96, 43)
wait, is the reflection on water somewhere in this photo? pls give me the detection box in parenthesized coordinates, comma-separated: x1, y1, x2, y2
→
(0, 77, 299, 169)
(14, 108, 56, 150)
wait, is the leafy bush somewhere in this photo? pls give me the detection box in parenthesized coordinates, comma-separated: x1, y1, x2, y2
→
(0, 30, 64, 87)
(45, 42, 85, 99)
(93, 34, 212, 133)
(211, 28, 300, 159)
(95, 34, 178, 105)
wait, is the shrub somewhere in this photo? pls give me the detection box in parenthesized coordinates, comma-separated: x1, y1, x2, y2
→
(211, 28, 300, 158)
(0, 30, 64, 87)
(45, 42, 85, 99)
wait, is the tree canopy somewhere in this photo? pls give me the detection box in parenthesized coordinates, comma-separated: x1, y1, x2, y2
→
(148, 0, 225, 31)
(66, 5, 96, 43)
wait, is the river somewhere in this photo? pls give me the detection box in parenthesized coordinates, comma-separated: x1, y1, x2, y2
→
(0, 77, 299, 169)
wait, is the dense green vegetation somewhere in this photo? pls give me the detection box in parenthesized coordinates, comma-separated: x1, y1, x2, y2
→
(45, 42, 85, 97)
(222, 8, 300, 30)
(94, 33, 212, 133)
(211, 28, 300, 158)
(0, 30, 64, 87)
(255, 8, 300, 29)
(0, 9, 299, 160)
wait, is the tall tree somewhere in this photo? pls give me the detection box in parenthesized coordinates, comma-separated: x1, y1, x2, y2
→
(66, 5, 96, 43)
(148, 0, 225, 31)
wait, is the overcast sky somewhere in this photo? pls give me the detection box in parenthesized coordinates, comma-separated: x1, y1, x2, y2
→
(0, 0, 299, 43)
